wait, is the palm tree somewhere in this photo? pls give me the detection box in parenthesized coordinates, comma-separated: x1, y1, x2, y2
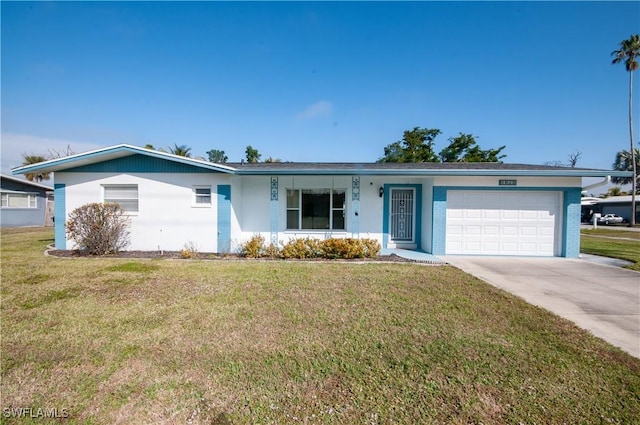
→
(606, 186, 623, 197)
(168, 144, 192, 157)
(612, 148, 640, 187)
(612, 34, 640, 225)
(21, 154, 50, 182)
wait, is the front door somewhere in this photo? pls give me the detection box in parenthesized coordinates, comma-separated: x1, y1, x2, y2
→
(389, 188, 416, 248)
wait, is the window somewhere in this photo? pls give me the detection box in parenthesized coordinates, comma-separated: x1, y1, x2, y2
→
(286, 189, 345, 230)
(194, 187, 212, 206)
(104, 185, 138, 212)
(0, 192, 37, 208)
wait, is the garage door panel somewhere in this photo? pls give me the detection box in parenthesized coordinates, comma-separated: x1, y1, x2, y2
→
(484, 210, 501, 220)
(520, 226, 537, 236)
(520, 243, 538, 253)
(521, 210, 539, 220)
(502, 226, 519, 236)
(539, 226, 555, 237)
(464, 210, 482, 220)
(483, 226, 500, 236)
(502, 210, 519, 220)
(446, 191, 560, 256)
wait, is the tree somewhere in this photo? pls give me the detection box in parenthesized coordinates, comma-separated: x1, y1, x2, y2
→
(568, 150, 582, 168)
(21, 154, 50, 182)
(612, 149, 640, 192)
(47, 144, 76, 159)
(168, 144, 192, 157)
(264, 157, 282, 163)
(379, 127, 506, 163)
(438, 133, 506, 163)
(379, 127, 441, 163)
(206, 149, 228, 163)
(612, 34, 640, 225)
(245, 145, 261, 163)
(606, 186, 624, 197)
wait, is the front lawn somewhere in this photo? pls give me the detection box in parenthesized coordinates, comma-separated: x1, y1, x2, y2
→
(2, 227, 639, 424)
(581, 228, 640, 271)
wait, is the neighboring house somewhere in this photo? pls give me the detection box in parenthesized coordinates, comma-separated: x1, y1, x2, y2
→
(1, 174, 53, 227)
(11, 144, 630, 257)
(580, 197, 601, 223)
(590, 195, 640, 223)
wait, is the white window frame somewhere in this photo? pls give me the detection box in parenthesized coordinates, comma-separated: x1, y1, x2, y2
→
(0, 192, 38, 209)
(193, 186, 212, 207)
(286, 188, 346, 230)
(103, 185, 139, 214)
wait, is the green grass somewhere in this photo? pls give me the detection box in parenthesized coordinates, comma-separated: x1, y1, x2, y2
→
(581, 228, 640, 271)
(2, 227, 639, 424)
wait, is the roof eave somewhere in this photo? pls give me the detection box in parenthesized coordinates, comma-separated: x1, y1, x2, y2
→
(1, 173, 54, 190)
(11, 144, 238, 175)
(235, 169, 630, 177)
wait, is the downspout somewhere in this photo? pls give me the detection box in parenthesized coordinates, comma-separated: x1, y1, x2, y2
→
(581, 176, 611, 194)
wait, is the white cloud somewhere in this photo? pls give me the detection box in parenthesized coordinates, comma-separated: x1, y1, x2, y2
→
(1, 133, 105, 175)
(296, 100, 333, 121)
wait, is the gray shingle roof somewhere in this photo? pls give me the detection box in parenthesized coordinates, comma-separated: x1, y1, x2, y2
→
(227, 162, 596, 171)
(225, 162, 617, 176)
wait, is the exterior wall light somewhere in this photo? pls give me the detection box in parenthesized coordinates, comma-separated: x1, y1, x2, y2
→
(379, 187, 384, 198)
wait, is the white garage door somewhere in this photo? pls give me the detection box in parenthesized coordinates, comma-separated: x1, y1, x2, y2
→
(446, 191, 561, 256)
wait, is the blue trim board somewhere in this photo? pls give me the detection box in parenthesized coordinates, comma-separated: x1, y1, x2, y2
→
(382, 184, 422, 250)
(431, 186, 582, 257)
(562, 188, 582, 258)
(270, 177, 279, 245)
(217, 185, 231, 253)
(54, 184, 66, 249)
(12, 144, 235, 175)
(64, 155, 214, 173)
(431, 187, 448, 255)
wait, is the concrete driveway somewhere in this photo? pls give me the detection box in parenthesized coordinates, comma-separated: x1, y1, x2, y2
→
(440, 256, 640, 358)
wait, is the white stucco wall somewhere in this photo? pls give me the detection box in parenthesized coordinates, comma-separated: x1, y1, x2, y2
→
(57, 171, 585, 254)
(58, 172, 231, 251)
(235, 175, 436, 252)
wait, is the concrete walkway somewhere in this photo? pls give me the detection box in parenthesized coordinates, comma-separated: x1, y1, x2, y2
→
(440, 256, 640, 358)
(381, 248, 446, 264)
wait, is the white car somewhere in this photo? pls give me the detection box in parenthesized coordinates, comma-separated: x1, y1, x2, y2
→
(597, 214, 624, 225)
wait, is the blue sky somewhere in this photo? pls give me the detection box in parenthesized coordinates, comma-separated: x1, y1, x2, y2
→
(2, 1, 639, 177)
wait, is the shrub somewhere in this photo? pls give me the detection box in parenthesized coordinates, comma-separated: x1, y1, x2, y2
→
(280, 237, 322, 259)
(321, 238, 381, 259)
(240, 234, 265, 258)
(361, 238, 382, 258)
(263, 243, 281, 259)
(322, 238, 363, 259)
(181, 241, 199, 259)
(66, 203, 130, 255)
(238, 236, 381, 260)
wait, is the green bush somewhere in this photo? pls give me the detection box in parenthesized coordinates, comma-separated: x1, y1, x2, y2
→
(66, 203, 130, 255)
